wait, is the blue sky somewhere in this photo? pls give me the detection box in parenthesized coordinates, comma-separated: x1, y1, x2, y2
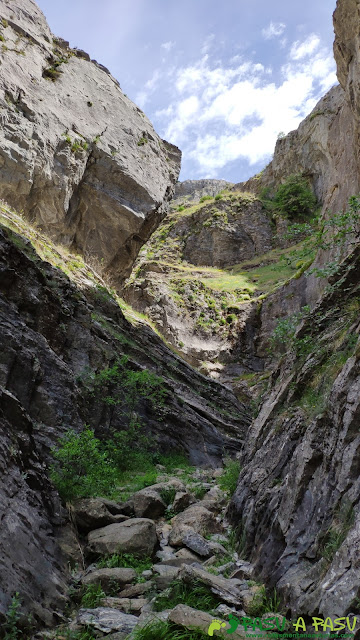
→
(36, 0, 337, 183)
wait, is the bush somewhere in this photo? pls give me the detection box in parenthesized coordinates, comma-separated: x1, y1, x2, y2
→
(218, 458, 241, 495)
(272, 174, 317, 220)
(4, 593, 22, 640)
(80, 584, 105, 608)
(50, 426, 118, 502)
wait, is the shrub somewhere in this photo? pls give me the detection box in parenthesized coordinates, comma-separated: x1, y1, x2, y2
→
(50, 426, 118, 502)
(218, 458, 241, 495)
(4, 593, 21, 640)
(159, 487, 177, 505)
(272, 174, 317, 220)
(199, 195, 213, 203)
(138, 136, 148, 146)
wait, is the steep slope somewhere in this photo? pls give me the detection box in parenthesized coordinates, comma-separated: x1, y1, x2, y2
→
(123, 188, 306, 374)
(0, 0, 180, 281)
(0, 204, 249, 628)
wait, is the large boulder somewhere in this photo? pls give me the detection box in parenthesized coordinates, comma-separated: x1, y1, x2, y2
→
(77, 608, 138, 635)
(128, 488, 166, 519)
(72, 498, 128, 533)
(169, 504, 221, 547)
(87, 519, 157, 557)
(179, 564, 244, 607)
(168, 604, 247, 639)
(82, 568, 136, 591)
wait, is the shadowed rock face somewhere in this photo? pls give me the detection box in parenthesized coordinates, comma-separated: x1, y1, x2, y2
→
(0, 224, 249, 627)
(0, 0, 181, 280)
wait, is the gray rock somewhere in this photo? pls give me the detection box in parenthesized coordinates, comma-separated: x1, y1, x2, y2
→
(127, 488, 166, 519)
(120, 581, 152, 598)
(168, 604, 247, 639)
(87, 519, 157, 557)
(180, 564, 244, 606)
(82, 568, 136, 591)
(77, 607, 138, 634)
(169, 505, 221, 547)
(72, 497, 128, 533)
(153, 564, 180, 590)
(182, 531, 211, 557)
(102, 597, 148, 613)
(173, 491, 193, 513)
(0, 3, 181, 284)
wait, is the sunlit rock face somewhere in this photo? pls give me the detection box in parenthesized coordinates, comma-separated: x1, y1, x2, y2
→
(0, 0, 181, 280)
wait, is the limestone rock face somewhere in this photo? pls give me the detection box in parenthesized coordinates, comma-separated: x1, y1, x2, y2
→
(174, 179, 232, 205)
(0, 0, 181, 280)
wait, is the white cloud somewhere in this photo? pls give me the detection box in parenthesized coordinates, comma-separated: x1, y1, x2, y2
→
(290, 34, 320, 60)
(262, 21, 286, 39)
(201, 34, 215, 55)
(135, 69, 161, 108)
(161, 41, 175, 52)
(155, 33, 336, 176)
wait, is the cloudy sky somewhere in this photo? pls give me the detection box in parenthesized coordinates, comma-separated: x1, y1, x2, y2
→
(37, 0, 337, 183)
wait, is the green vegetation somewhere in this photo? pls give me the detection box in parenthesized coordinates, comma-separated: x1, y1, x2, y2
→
(54, 629, 96, 640)
(80, 584, 105, 608)
(320, 500, 355, 564)
(1, 18, 8, 28)
(97, 553, 153, 574)
(159, 486, 177, 505)
(218, 459, 241, 495)
(50, 426, 119, 502)
(263, 174, 317, 220)
(132, 620, 208, 640)
(199, 195, 213, 203)
(154, 580, 219, 613)
(138, 136, 148, 146)
(4, 593, 22, 640)
(247, 586, 283, 616)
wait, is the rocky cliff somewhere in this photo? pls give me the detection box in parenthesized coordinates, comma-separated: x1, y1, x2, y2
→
(0, 0, 360, 635)
(0, 0, 180, 281)
(0, 205, 248, 629)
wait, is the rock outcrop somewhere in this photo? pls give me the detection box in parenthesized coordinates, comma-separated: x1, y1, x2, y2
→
(0, 212, 249, 627)
(173, 179, 233, 205)
(0, 0, 181, 281)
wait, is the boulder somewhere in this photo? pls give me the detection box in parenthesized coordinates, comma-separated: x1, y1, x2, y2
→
(72, 498, 128, 533)
(173, 491, 194, 513)
(180, 564, 244, 606)
(120, 581, 152, 598)
(77, 608, 138, 635)
(82, 568, 136, 591)
(87, 518, 157, 557)
(102, 597, 148, 613)
(182, 531, 211, 557)
(153, 564, 180, 590)
(128, 488, 166, 519)
(169, 505, 221, 547)
(168, 604, 247, 639)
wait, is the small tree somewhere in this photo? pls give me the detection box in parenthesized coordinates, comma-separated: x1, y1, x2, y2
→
(273, 174, 317, 220)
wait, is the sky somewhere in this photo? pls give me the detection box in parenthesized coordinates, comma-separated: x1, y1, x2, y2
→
(36, 0, 338, 183)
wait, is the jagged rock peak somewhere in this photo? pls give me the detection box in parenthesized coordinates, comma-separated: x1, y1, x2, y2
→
(0, 0, 181, 280)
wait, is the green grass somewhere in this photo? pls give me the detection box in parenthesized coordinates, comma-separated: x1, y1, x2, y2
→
(246, 586, 283, 616)
(153, 580, 219, 613)
(97, 553, 153, 574)
(159, 487, 177, 505)
(132, 620, 208, 640)
(218, 459, 241, 495)
(80, 584, 105, 608)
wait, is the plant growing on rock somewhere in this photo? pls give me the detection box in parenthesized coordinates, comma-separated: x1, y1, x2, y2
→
(3, 592, 22, 640)
(272, 174, 317, 220)
(218, 458, 241, 495)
